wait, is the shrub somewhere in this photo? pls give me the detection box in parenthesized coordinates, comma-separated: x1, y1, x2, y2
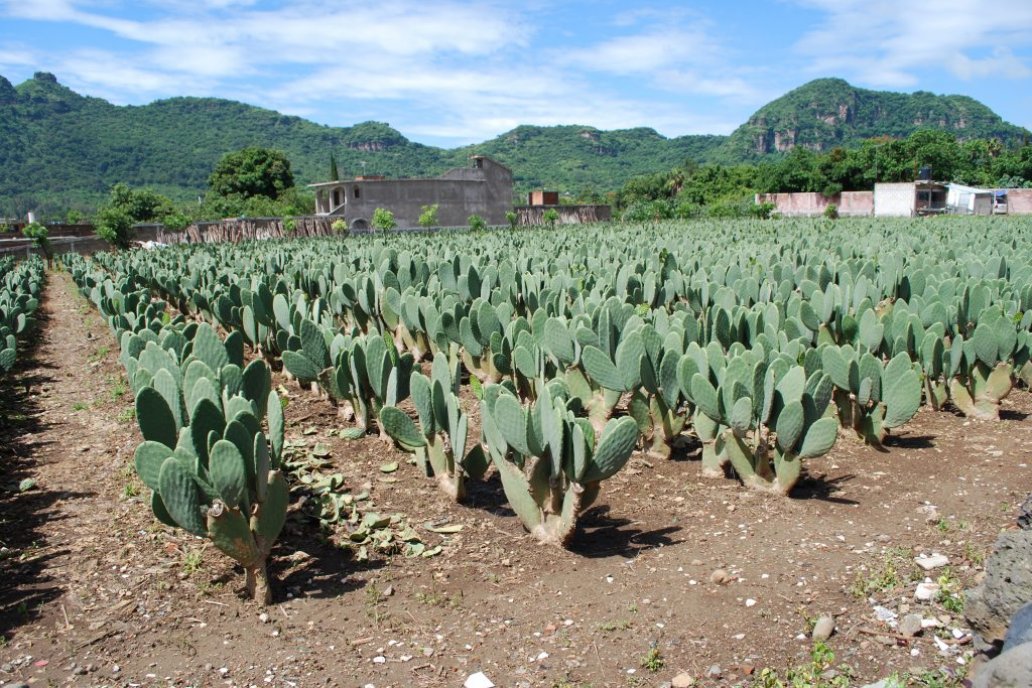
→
(542, 207, 560, 229)
(824, 203, 839, 220)
(162, 212, 190, 232)
(752, 201, 777, 219)
(22, 222, 51, 261)
(95, 206, 135, 249)
(283, 216, 297, 235)
(505, 210, 518, 230)
(468, 214, 487, 232)
(372, 207, 396, 232)
(418, 204, 439, 230)
(331, 218, 348, 235)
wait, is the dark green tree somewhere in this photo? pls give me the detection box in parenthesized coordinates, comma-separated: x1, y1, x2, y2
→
(329, 153, 340, 182)
(209, 147, 295, 200)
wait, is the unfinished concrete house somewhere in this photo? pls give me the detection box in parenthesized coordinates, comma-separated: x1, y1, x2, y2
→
(310, 155, 513, 230)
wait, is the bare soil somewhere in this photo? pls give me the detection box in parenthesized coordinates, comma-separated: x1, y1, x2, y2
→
(1, 271, 1028, 688)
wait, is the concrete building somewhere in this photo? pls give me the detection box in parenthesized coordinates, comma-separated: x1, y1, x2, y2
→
(528, 190, 560, 206)
(310, 155, 513, 229)
(874, 181, 948, 217)
(946, 184, 995, 215)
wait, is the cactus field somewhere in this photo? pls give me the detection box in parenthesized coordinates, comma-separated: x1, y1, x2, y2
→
(2, 217, 1032, 686)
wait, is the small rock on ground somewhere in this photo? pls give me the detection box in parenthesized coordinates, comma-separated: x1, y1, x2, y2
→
(812, 614, 835, 641)
(899, 613, 923, 638)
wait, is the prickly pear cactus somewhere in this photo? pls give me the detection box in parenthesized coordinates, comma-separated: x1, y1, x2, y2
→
(379, 352, 487, 500)
(133, 358, 288, 603)
(946, 312, 1026, 420)
(480, 382, 639, 546)
(692, 356, 840, 495)
(821, 345, 922, 446)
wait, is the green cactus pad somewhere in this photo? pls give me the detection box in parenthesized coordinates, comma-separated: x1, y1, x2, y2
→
(729, 396, 752, 435)
(300, 318, 329, 368)
(883, 356, 922, 429)
(151, 368, 182, 432)
(691, 374, 721, 423)
(255, 471, 289, 545)
(135, 386, 178, 449)
(134, 441, 174, 491)
(241, 359, 272, 410)
(283, 350, 322, 383)
(267, 391, 284, 466)
(253, 433, 271, 502)
(193, 322, 230, 373)
(494, 393, 531, 456)
(797, 417, 839, 459)
(157, 457, 207, 536)
(775, 400, 805, 453)
(972, 322, 998, 367)
(581, 345, 624, 391)
(820, 347, 851, 392)
(189, 397, 226, 469)
(150, 490, 178, 529)
(380, 406, 427, 450)
(207, 503, 260, 567)
(209, 439, 249, 510)
(582, 416, 639, 482)
(546, 318, 577, 364)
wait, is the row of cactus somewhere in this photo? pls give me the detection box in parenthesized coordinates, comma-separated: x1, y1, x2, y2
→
(0, 256, 44, 375)
(66, 260, 290, 603)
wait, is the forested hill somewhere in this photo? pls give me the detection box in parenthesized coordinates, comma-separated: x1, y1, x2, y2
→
(0, 72, 1028, 215)
(715, 78, 1028, 162)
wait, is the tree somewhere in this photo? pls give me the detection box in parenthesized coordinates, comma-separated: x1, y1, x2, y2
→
(209, 147, 295, 200)
(22, 222, 51, 264)
(94, 183, 179, 249)
(371, 207, 396, 232)
(329, 153, 340, 182)
(418, 204, 439, 230)
(95, 205, 134, 249)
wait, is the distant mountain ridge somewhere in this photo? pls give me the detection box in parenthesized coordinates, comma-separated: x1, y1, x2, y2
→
(0, 72, 1027, 214)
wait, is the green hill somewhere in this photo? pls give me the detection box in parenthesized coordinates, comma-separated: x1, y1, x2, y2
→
(0, 72, 1027, 216)
(715, 78, 1028, 162)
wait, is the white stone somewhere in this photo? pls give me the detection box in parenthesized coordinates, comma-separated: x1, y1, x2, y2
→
(915, 580, 941, 601)
(915, 554, 950, 571)
(464, 672, 495, 688)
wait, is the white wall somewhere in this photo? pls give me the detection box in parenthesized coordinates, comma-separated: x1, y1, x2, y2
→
(874, 183, 915, 217)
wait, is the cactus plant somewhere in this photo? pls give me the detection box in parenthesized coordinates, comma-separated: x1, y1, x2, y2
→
(133, 359, 286, 603)
(821, 345, 922, 446)
(480, 382, 639, 546)
(379, 352, 488, 500)
(691, 356, 840, 495)
(946, 310, 1028, 420)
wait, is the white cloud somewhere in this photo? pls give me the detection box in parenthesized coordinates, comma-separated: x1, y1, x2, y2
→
(793, 0, 1032, 85)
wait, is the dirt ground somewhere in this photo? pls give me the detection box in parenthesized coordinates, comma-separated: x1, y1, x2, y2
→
(1, 271, 1028, 688)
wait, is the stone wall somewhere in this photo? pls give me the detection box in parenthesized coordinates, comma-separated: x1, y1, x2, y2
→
(158, 216, 338, 244)
(755, 191, 873, 217)
(1008, 189, 1032, 215)
(514, 205, 611, 226)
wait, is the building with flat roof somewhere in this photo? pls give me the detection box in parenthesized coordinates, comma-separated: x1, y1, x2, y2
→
(310, 156, 513, 230)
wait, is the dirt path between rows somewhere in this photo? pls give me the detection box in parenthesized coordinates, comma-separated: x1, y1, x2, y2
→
(1, 270, 1030, 688)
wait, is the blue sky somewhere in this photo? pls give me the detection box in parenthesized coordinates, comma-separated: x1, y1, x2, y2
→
(2, 0, 1031, 148)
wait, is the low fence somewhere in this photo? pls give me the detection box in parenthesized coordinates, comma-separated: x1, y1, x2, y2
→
(0, 226, 160, 257)
(157, 216, 340, 244)
(514, 205, 611, 226)
(755, 191, 874, 217)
